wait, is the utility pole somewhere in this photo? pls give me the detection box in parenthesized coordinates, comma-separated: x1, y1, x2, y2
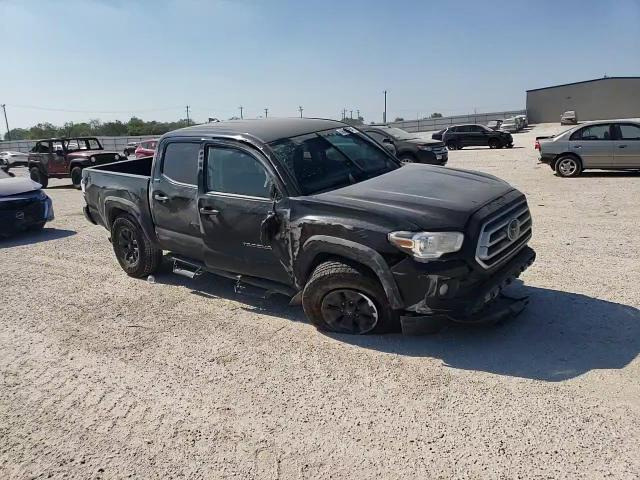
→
(350, 110, 353, 120)
(264, 108, 268, 118)
(357, 109, 360, 119)
(185, 105, 190, 126)
(1, 104, 10, 140)
(383, 90, 387, 124)
(341, 108, 347, 120)
(298, 106, 303, 118)
(239, 106, 244, 119)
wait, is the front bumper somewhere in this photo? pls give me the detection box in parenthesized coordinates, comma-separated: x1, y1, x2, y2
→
(416, 149, 448, 165)
(392, 245, 536, 323)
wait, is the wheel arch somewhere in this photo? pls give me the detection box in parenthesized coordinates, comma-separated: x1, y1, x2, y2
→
(104, 197, 158, 245)
(552, 151, 582, 170)
(295, 235, 404, 309)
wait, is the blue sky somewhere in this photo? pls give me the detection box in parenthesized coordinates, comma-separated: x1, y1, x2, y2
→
(1, 0, 639, 129)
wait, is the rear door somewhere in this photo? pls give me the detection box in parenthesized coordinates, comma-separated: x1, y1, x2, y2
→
(197, 141, 290, 283)
(150, 140, 203, 258)
(612, 123, 640, 167)
(569, 124, 614, 168)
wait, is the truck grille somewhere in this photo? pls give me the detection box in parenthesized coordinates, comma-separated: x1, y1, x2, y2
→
(476, 200, 532, 269)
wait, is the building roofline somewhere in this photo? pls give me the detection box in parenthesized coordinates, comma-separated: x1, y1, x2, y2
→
(526, 76, 640, 93)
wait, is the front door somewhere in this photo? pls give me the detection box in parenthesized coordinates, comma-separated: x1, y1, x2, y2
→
(569, 123, 613, 168)
(48, 140, 68, 175)
(613, 123, 640, 168)
(468, 125, 489, 147)
(197, 141, 290, 284)
(150, 140, 203, 258)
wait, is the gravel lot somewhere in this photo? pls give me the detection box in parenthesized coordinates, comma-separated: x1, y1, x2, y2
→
(1, 124, 639, 479)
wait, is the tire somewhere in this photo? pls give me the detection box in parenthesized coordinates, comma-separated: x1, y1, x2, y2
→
(29, 221, 46, 231)
(399, 154, 415, 164)
(555, 155, 582, 178)
(505, 143, 514, 149)
(446, 140, 458, 150)
(30, 167, 49, 188)
(111, 214, 163, 278)
(71, 166, 82, 189)
(488, 139, 500, 149)
(302, 260, 398, 334)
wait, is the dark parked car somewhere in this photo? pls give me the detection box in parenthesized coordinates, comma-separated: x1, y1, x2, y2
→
(361, 125, 448, 165)
(135, 139, 158, 158)
(0, 171, 54, 237)
(82, 118, 535, 335)
(432, 128, 447, 140)
(28, 137, 123, 188)
(123, 142, 139, 157)
(442, 124, 513, 150)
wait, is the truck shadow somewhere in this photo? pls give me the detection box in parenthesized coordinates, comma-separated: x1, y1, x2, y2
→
(153, 267, 639, 382)
(335, 284, 640, 382)
(0, 228, 76, 248)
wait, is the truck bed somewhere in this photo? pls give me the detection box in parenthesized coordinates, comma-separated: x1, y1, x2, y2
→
(83, 157, 153, 232)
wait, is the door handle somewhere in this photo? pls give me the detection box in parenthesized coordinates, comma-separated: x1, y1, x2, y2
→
(573, 145, 582, 149)
(153, 193, 169, 202)
(199, 207, 220, 216)
(618, 144, 627, 148)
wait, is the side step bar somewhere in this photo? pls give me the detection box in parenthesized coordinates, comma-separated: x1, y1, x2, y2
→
(166, 254, 297, 298)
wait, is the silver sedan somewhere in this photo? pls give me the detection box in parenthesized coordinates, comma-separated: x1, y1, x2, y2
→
(536, 120, 640, 177)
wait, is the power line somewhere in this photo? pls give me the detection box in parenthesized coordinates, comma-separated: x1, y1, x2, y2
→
(5, 104, 183, 114)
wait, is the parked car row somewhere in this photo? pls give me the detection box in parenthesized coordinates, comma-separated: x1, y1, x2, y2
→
(361, 125, 448, 165)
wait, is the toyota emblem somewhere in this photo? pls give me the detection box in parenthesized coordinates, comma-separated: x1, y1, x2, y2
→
(507, 218, 520, 241)
(15, 211, 24, 220)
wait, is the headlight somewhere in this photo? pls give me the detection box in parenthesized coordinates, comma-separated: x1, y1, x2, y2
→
(418, 145, 433, 151)
(388, 231, 464, 260)
(114, 154, 120, 160)
(90, 156, 96, 163)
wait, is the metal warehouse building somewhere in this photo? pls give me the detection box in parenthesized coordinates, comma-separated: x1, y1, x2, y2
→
(526, 76, 640, 123)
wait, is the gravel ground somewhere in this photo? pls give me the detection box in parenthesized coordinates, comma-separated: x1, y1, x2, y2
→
(1, 124, 639, 479)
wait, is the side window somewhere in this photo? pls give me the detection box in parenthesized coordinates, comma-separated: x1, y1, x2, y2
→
(571, 124, 611, 141)
(207, 146, 271, 198)
(161, 142, 200, 185)
(470, 126, 484, 133)
(618, 124, 640, 140)
(366, 131, 386, 143)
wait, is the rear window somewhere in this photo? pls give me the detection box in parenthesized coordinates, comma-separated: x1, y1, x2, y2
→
(161, 142, 200, 185)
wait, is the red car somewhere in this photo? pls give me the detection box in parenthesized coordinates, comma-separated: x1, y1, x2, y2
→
(134, 139, 158, 158)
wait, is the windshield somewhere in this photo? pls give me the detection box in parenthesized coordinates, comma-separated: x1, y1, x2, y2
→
(384, 127, 417, 140)
(269, 127, 400, 195)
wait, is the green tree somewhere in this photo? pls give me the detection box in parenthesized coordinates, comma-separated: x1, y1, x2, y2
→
(29, 122, 58, 139)
(394, 117, 404, 122)
(430, 112, 443, 118)
(3, 128, 29, 140)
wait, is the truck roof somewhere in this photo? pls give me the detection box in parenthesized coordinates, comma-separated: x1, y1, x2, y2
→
(167, 118, 346, 144)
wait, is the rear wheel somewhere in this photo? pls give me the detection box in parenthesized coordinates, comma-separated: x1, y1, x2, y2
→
(111, 214, 162, 278)
(302, 260, 398, 334)
(399, 154, 415, 164)
(555, 155, 582, 178)
(71, 166, 82, 189)
(446, 140, 459, 150)
(30, 167, 49, 188)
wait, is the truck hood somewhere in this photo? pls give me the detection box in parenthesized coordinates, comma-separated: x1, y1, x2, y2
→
(404, 138, 442, 146)
(313, 164, 514, 230)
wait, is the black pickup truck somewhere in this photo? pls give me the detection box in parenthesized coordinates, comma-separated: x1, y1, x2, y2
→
(82, 118, 535, 335)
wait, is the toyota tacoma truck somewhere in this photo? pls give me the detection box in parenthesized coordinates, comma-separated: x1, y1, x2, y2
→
(81, 118, 535, 335)
(28, 137, 124, 188)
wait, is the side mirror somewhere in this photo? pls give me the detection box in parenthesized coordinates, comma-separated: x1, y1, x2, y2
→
(269, 181, 281, 201)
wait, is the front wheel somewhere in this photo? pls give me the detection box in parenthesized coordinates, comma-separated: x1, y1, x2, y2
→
(488, 139, 500, 149)
(302, 260, 398, 334)
(399, 155, 415, 164)
(555, 156, 582, 178)
(446, 140, 458, 150)
(111, 214, 163, 278)
(30, 167, 49, 188)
